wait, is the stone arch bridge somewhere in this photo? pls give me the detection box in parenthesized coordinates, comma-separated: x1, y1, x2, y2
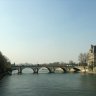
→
(11, 64, 81, 74)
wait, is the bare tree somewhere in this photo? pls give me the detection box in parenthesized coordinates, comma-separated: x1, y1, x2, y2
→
(69, 60, 75, 64)
(78, 53, 88, 66)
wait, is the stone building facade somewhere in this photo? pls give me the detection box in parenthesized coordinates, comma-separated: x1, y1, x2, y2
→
(87, 45, 96, 67)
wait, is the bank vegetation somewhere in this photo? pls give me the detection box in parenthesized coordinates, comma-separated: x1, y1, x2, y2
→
(0, 51, 11, 79)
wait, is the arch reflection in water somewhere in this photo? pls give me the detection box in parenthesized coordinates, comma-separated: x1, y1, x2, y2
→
(38, 67, 49, 73)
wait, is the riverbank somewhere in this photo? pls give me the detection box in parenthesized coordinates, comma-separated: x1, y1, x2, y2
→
(0, 73, 6, 80)
(87, 71, 96, 74)
(79, 69, 96, 74)
(0, 72, 11, 80)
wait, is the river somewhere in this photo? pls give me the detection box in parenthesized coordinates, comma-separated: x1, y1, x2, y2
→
(0, 69, 96, 96)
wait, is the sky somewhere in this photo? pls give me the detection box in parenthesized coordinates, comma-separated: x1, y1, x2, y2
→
(0, 0, 96, 64)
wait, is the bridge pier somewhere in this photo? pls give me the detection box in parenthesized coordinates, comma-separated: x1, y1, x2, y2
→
(18, 66, 22, 74)
(33, 68, 39, 74)
(60, 67, 68, 73)
(48, 67, 55, 73)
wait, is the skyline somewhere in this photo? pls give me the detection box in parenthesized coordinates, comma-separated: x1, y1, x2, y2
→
(0, 0, 96, 64)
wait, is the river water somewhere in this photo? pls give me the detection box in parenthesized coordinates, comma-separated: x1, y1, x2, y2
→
(0, 69, 96, 96)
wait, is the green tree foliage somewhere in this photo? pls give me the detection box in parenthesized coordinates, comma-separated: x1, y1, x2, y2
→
(0, 51, 11, 74)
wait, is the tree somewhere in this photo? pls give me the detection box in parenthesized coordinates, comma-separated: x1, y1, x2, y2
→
(0, 51, 11, 74)
(78, 53, 88, 66)
(69, 60, 75, 64)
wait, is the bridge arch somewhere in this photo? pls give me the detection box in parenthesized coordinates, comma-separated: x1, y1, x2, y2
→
(38, 67, 50, 73)
(60, 67, 67, 72)
(21, 67, 34, 73)
(55, 67, 67, 73)
(12, 70, 18, 74)
(73, 67, 80, 72)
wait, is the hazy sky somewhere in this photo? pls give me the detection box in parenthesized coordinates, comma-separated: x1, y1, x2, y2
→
(0, 0, 96, 64)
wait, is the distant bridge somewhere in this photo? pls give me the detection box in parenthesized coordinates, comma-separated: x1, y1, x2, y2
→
(11, 64, 81, 74)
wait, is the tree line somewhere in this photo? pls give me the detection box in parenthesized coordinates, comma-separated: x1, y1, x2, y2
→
(0, 51, 11, 75)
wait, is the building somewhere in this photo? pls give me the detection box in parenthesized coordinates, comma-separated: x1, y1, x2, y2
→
(87, 45, 96, 67)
